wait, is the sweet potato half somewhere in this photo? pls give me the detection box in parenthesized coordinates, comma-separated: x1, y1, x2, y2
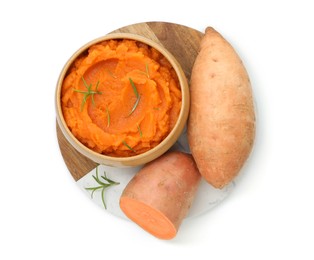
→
(119, 151, 201, 239)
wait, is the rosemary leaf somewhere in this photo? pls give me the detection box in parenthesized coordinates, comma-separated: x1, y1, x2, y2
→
(106, 107, 110, 127)
(91, 189, 97, 199)
(92, 174, 108, 186)
(85, 186, 103, 199)
(101, 187, 106, 209)
(137, 124, 143, 137)
(81, 75, 89, 89)
(85, 186, 103, 191)
(106, 69, 117, 79)
(101, 174, 116, 184)
(95, 165, 99, 179)
(145, 63, 150, 79)
(122, 140, 135, 152)
(128, 78, 140, 116)
(128, 96, 140, 116)
(91, 81, 100, 105)
(138, 63, 150, 78)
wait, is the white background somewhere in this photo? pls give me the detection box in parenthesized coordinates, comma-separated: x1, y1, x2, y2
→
(1, 0, 313, 259)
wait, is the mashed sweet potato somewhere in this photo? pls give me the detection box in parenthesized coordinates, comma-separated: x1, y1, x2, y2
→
(61, 39, 182, 157)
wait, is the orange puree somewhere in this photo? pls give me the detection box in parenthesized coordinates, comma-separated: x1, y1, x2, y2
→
(61, 39, 182, 157)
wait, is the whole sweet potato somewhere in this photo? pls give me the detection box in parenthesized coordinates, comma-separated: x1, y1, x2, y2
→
(187, 27, 256, 189)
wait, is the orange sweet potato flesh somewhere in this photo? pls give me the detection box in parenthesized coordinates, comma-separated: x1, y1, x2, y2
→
(119, 151, 201, 239)
(187, 27, 256, 189)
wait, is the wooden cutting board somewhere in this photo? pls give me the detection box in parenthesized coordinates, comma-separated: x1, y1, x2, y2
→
(56, 21, 204, 181)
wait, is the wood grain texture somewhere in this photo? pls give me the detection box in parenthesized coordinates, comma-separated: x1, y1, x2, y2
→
(56, 21, 203, 181)
(56, 124, 98, 181)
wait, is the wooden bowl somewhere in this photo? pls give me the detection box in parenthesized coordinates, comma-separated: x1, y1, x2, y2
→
(55, 33, 190, 167)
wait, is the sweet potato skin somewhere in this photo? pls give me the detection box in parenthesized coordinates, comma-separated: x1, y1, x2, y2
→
(119, 151, 201, 239)
(187, 27, 255, 189)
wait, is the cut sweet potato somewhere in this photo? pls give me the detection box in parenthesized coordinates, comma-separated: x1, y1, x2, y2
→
(119, 151, 201, 239)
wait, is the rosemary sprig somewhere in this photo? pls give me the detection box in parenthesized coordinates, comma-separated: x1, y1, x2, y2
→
(138, 63, 150, 78)
(122, 140, 135, 152)
(85, 166, 119, 209)
(73, 76, 102, 111)
(127, 78, 140, 116)
(106, 69, 117, 79)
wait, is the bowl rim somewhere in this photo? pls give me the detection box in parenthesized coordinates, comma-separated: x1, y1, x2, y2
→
(55, 32, 190, 166)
